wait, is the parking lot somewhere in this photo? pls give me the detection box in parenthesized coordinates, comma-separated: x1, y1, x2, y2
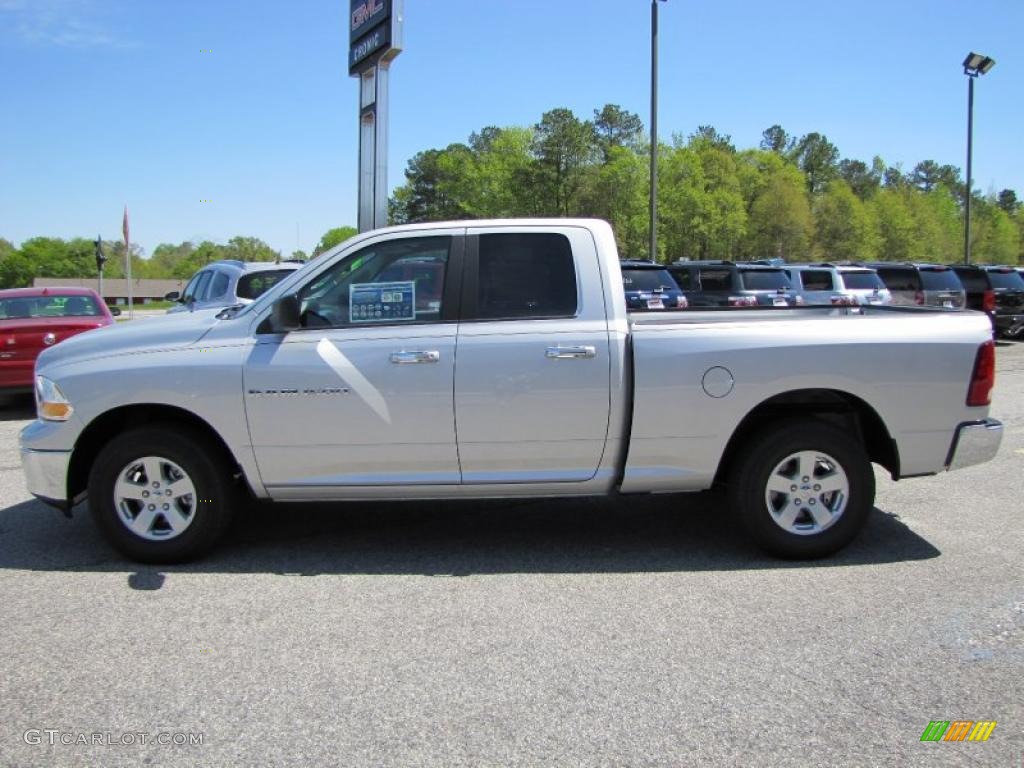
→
(0, 342, 1021, 767)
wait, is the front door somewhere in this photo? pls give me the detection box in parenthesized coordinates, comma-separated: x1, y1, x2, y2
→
(244, 232, 464, 493)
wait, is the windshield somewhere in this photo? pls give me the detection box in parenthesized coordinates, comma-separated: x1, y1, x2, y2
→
(987, 270, 1024, 290)
(840, 271, 885, 290)
(919, 269, 963, 291)
(739, 270, 790, 291)
(0, 294, 102, 319)
(622, 268, 677, 291)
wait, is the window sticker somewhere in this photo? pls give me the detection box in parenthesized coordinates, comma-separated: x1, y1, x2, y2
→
(349, 281, 417, 323)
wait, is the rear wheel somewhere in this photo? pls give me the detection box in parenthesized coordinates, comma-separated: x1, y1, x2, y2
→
(88, 425, 235, 563)
(727, 421, 874, 559)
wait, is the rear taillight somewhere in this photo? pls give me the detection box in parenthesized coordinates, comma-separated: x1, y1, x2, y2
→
(982, 290, 996, 313)
(914, 290, 925, 306)
(966, 340, 996, 407)
(830, 295, 857, 306)
(728, 296, 757, 307)
(675, 295, 688, 309)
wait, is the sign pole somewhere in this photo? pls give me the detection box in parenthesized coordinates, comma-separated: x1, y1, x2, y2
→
(350, 0, 403, 233)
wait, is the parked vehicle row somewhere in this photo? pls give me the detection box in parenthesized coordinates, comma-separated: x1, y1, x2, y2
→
(622, 257, 1024, 337)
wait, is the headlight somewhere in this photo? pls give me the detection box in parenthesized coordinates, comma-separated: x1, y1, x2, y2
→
(35, 376, 73, 421)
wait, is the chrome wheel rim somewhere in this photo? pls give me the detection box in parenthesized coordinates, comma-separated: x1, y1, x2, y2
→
(114, 456, 197, 541)
(764, 450, 849, 536)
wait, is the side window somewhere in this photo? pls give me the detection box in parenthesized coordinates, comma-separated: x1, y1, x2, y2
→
(953, 269, 985, 292)
(670, 269, 691, 290)
(208, 271, 230, 300)
(475, 233, 577, 320)
(698, 268, 732, 292)
(298, 236, 451, 328)
(802, 270, 834, 291)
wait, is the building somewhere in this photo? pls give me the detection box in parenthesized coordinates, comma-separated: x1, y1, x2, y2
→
(32, 277, 186, 306)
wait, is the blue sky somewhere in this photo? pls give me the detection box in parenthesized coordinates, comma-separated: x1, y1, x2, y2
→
(1, 0, 1020, 257)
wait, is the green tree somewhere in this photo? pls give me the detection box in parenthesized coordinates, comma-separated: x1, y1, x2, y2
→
(223, 236, 278, 262)
(578, 145, 649, 258)
(760, 124, 794, 154)
(838, 158, 881, 200)
(970, 201, 1019, 264)
(813, 180, 879, 260)
(314, 226, 358, 256)
(997, 189, 1019, 214)
(790, 133, 839, 194)
(907, 186, 961, 262)
(530, 108, 598, 216)
(593, 104, 644, 159)
(746, 164, 812, 260)
(870, 189, 918, 262)
(911, 161, 961, 193)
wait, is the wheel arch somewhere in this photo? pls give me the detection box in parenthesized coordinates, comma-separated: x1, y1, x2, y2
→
(714, 388, 899, 486)
(68, 404, 246, 504)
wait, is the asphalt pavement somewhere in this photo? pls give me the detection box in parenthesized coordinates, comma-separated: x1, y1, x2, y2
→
(0, 342, 1021, 767)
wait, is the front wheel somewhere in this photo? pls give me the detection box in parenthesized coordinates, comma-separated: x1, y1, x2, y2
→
(727, 421, 875, 559)
(88, 425, 236, 563)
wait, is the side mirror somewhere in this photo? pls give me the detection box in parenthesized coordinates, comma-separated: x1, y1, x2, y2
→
(164, 291, 181, 302)
(271, 294, 301, 332)
(109, 306, 122, 317)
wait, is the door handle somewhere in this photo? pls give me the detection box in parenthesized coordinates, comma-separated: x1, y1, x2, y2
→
(390, 350, 440, 364)
(545, 345, 596, 360)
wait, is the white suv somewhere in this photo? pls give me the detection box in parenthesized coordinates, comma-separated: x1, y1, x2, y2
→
(785, 264, 892, 306)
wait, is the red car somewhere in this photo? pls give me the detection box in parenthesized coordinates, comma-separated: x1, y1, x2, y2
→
(0, 287, 118, 392)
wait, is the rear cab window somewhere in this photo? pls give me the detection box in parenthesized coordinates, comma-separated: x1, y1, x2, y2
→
(697, 268, 733, 292)
(839, 271, 885, 290)
(474, 233, 577, 320)
(948, 268, 985, 292)
(986, 270, 1024, 290)
(238, 270, 300, 300)
(875, 268, 919, 292)
(738, 269, 790, 291)
(622, 268, 677, 292)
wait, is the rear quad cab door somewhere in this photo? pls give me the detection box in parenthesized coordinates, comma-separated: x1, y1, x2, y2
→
(454, 226, 612, 483)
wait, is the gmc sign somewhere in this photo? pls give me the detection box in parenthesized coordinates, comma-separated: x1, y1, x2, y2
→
(350, 0, 390, 45)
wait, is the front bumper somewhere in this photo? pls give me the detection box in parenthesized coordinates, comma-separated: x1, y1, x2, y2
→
(946, 419, 1003, 471)
(21, 447, 71, 510)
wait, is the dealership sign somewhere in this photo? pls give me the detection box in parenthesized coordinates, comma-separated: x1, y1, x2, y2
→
(349, 0, 399, 75)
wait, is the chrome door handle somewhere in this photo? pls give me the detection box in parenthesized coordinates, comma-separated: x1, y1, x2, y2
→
(545, 345, 596, 360)
(390, 350, 440, 364)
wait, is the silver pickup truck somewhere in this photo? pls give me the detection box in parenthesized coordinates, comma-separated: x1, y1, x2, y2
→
(20, 219, 1003, 563)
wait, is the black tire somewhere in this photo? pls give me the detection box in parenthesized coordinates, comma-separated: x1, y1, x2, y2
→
(727, 420, 875, 559)
(87, 425, 236, 563)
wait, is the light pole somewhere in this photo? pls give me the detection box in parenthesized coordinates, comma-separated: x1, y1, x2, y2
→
(962, 52, 995, 265)
(650, 0, 667, 263)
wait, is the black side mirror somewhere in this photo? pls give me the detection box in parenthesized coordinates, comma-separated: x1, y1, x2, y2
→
(164, 291, 181, 302)
(109, 306, 122, 317)
(271, 294, 301, 332)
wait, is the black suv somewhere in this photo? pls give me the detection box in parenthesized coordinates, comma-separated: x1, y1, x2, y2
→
(864, 262, 965, 309)
(949, 264, 1024, 337)
(667, 261, 800, 308)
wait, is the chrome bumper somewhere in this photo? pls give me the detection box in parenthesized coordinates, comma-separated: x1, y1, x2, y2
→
(21, 448, 71, 506)
(946, 419, 1004, 471)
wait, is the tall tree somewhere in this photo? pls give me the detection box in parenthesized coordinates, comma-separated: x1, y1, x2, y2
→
(871, 189, 918, 262)
(790, 133, 839, 194)
(997, 189, 1019, 214)
(838, 158, 881, 200)
(759, 125, 793, 154)
(531, 108, 598, 216)
(910, 160, 961, 193)
(593, 104, 644, 159)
